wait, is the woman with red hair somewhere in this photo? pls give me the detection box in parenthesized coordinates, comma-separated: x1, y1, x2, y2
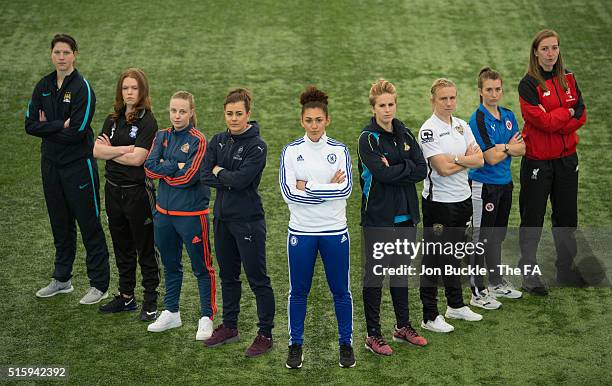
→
(94, 68, 160, 320)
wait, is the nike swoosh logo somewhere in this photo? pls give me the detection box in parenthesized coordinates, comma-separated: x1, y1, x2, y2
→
(42, 92, 51, 96)
(145, 311, 156, 315)
(124, 298, 134, 306)
(79, 183, 89, 189)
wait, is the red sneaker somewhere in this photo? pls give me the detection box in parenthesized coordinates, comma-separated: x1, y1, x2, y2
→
(365, 335, 393, 356)
(245, 333, 273, 357)
(202, 325, 239, 348)
(392, 325, 428, 347)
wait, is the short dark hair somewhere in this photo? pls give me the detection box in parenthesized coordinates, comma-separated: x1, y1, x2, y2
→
(51, 34, 78, 52)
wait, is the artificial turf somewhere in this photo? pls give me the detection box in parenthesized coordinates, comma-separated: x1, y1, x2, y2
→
(1, 0, 611, 384)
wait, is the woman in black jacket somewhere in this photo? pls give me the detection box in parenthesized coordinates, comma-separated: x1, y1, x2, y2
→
(26, 34, 110, 305)
(357, 79, 428, 356)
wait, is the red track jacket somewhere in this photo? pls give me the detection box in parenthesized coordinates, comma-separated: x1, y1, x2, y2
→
(518, 69, 586, 160)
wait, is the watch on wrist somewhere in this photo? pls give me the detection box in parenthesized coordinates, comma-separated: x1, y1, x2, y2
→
(504, 143, 509, 153)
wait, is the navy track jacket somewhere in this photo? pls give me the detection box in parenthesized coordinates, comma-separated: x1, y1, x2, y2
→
(201, 121, 267, 222)
(144, 124, 210, 216)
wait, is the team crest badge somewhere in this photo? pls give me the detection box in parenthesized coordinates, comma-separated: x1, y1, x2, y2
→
(420, 129, 434, 143)
(454, 125, 463, 135)
(181, 143, 190, 153)
(62, 92, 71, 103)
(506, 120, 512, 130)
(327, 153, 337, 164)
(485, 203, 495, 212)
(290, 236, 298, 246)
(129, 125, 139, 138)
(233, 146, 244, 161)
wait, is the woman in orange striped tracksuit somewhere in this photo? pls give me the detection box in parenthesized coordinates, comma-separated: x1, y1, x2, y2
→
(143, 91, 216, 341)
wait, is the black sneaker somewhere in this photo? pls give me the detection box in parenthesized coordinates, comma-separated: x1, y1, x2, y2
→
(522, 276, 549, 296)
(286, 343, 303, 369)
(339, 344, 356, 368)
(557, 269, 588, 287)
(140, 301, 158, 321)
(99, 294, 138, 313)
(522, 285, 549, 296)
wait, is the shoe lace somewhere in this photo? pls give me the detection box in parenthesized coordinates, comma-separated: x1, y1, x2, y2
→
(373, 335, 388, 346)
(254, 334, 270, 345)
(107, 294, 123, 304)
(340, 344, 352, 356)
(403, 325, 419, 338)
(501, 278, 515, 290)
(289, 344, 301, 356)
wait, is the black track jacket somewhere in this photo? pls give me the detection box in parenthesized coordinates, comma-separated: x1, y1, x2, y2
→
(357, 117, 427, 226)
(25, 69, 96, 165)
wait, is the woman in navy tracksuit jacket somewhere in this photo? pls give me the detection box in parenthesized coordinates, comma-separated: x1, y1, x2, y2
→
(201, 88, 275, 358)
(144, 91, 216, 340)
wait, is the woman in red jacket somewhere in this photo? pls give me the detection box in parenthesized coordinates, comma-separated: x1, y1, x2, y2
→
(518, 29, 587, 295)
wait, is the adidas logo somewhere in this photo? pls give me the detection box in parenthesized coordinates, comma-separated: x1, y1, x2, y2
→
(297, 155, 304, 162)
(192, 235, 202, 244)
(341, 234, 348, 243)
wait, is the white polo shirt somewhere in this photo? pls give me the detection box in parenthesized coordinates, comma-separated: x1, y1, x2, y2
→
(419, 114, 476, 203)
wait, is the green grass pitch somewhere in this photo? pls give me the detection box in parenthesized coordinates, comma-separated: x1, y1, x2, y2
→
(1, 0, 611, 384)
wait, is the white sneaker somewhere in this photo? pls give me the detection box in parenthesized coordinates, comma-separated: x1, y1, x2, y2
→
(79, 287, 108, 305)
(421, 315, 454, 333)
(147, 310, 182, 332)
(36, 279, 74, 298)
(196, 316, 213, 340)
(445, 306, 483, 321)
(470, 290, 502, 310)
(489, 280, 523, 299)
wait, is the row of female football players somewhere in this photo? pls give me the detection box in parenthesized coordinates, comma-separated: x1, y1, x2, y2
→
(27, 28, 585, 369)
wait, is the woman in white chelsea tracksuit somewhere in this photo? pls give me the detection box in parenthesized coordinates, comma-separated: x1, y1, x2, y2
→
(280, 86, 355, 369)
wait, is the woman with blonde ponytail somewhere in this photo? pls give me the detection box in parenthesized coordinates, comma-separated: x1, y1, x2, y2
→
(144, 91, 217, 341)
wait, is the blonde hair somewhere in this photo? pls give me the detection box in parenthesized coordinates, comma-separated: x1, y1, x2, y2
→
(430, 78, 456, 97)
(368, 78, 397, 107)
(170, 91, 197, 128)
